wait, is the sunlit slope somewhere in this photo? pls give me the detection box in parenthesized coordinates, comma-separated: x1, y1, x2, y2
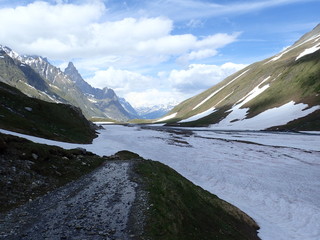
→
(162, 24, 320, 130)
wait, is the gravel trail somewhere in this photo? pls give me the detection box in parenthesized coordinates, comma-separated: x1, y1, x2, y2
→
(0, 161, 139, 240)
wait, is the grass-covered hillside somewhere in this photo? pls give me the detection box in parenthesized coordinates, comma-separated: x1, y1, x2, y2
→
(161, 24, 320, 130)
(135, 159, 260, 240)
(0, 82, 98, 143)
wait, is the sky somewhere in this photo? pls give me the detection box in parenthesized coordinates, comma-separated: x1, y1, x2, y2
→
(0, 0, 319, 108)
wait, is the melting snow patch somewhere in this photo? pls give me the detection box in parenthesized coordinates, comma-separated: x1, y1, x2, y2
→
(49, 84, 60, 91)
(154, 112, 177, 122)
(179, 107, 216, 123)
(88, 98, 97, 103)
(192, 69, 250, 110)
(265, 33, 320, 63)
(211, 76, 271, 128)
(24, 107, 32, 112)
(94, 122, 115, 125)
(211, 101, 320, 130)
(296, 44, 320, 60)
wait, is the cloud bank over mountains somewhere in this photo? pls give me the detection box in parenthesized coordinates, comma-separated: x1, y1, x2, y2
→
(0, 1, 239, 64)
(0, 0, 317, 107)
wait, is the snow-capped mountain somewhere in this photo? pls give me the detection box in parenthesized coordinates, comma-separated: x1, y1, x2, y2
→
(0, 46, 65, 104)
(0, 46, 136, 121)
(64, 62, 138, 120)
(160, 24, 320, 130)
(136, 103, 176, 119)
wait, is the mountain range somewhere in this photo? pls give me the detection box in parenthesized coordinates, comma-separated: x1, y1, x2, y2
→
(0, 47, 139, 121)
(1, 24, 319, 129)
(136, 103, 176, 119)
(159, 24, 320, 131)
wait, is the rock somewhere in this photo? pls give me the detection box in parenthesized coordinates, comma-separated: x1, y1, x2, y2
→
(76, 147, 87, 154)
(98, 231, 107, 236)
(31, 153, 38, 160)
(75, 225, 83, 230)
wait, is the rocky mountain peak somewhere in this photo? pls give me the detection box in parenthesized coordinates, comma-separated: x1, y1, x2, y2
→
(65, 62, 77, 75)
(293, 23, 320, 47)
(64, 62, 81, 82)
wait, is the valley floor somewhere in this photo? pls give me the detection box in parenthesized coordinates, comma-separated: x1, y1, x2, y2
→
(1, 125, 319, 240)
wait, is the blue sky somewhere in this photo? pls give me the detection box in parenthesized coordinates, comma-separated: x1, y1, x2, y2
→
(0, 0, 319, 107)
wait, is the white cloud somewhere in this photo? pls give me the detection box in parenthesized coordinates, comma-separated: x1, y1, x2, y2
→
(0, 0, 251, 108)
(195, 33, 241, 49)
(85, 62, 247, 108)
(86, 67, 186, 108)
(124, 89, 185, 108)
(86, 67, 155, 95)
(178, 49, 218, 63)
(0, 0, 239, 66)
(186, 19, 204, 28)
(168, 62, 247, 93)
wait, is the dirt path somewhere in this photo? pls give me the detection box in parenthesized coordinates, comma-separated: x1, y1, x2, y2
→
(0, 161, 140, 240)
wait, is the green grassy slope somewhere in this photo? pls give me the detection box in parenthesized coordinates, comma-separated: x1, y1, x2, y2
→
(135, 159, 260, 240)
(0, 82, 97, 143)
(162, 24, 320, 130)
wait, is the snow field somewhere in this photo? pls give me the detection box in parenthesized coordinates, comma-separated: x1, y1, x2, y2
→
(87, 126, 320, 240)
(1, 126, 320, 240)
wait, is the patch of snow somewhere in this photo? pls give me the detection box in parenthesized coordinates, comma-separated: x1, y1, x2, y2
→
(6, 49, 20, 60)
(300, 131, 320, 135)
(181, 91, 234, 123)
(212, 76, 271, 128)
(20, 64, 26, 67)
(85, 93, 95, 98)
(268, 52, 286, 62)
(179, 107, 216, 123)
(94, 122, 115, 125)
(154, 112, 177, 122)
(40, 92, 61, 103)
(211, 101, 320, 130)
(192, 69, 250, 110)
(296, 44, 320, 60)
(20, 81, 37, 91)
(88, 98, 97, 103)
(265, 33, 320, 63)
(24, 107, 32, 112)
(0, 56, 4, 58)
(143, 123, 166, 127)
(236, 76, 270, 106)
